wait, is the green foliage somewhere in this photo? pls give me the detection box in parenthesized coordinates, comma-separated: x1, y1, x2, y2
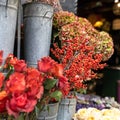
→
(50, 90, 62, 101)
(44, 78, 57, 90)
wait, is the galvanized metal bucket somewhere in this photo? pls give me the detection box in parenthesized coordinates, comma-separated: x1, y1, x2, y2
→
(23, 2, 53, 67)
(57, 98, 77, 120)
(36, 102, 59, 120)
(0, 0, 18, 59)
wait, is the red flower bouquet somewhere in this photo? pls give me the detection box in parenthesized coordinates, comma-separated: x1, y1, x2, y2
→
(0, 51, 44, 119)
(36, 56, 70, 108)
(0, 50, 70, 119)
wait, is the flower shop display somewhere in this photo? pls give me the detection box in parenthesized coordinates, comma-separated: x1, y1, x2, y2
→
(50, 11, 114, 120)
(0, 0, 116, 119)
(0, 50, 70, 119)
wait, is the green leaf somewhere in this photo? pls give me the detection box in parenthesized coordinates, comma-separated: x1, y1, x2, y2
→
(77, 88, 87, 94)
(53, 31, 59, 42)
(35, 106, 39, 117)
(17, 114, 25, 120)
(44, 78, 57, 90)
(50, 90, 62, 101)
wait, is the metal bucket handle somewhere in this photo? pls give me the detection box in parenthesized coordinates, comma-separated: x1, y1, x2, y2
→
(5, 0, 8, 7)
(43, 10, 53, 19)
(5, 0, 8, 17)
(4, 0, 18, 17)
(38, 4, 53, 19)
(60, 0, 66, 3)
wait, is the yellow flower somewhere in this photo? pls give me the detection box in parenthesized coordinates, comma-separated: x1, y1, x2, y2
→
(101, 115, 116, 120)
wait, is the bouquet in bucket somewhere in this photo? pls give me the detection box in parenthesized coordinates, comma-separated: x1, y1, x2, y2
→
(36, 56, 70, 110)
(51, 11, 114, 94)
(0, 50, 70, 119)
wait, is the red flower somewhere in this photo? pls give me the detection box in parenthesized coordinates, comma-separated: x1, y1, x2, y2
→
(38, 57, 64, 77)
(38, 57, 55, 73)
(4, 54, 27, 72)
(6, 72, 26, 93)
(6, 92, 37, 118)
(14, 60, 27, 72)
(58, 76, 70, 96)
(0, 50, 3, 66)
(0, 72, 5, 88)
(4, 54, 18, 68)
(0, 91, 8, 113)
(26, 68, 44, 99)
(50, 64, 64, 77)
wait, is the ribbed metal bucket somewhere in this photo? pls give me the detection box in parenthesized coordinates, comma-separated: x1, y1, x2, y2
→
(36, 102, 59, 120)
(0, 0, 18, 59)
(57, 98, 77, 120)
(23, 2, 53, 67)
